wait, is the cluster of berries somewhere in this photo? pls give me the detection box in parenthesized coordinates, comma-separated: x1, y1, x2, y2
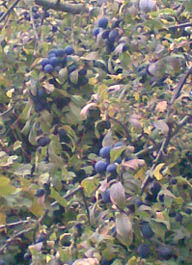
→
(41, 45, 74, 74)
(93, 17, 128, 54)
(94, 141, 124, 174)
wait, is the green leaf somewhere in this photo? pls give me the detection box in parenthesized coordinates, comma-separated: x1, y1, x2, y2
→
(50, 187, 67, 208)
(116, 213, 133, 248)
(0, 176, 16, 196)
(110, 146, 126, 163)
(81, 177, 99, 196)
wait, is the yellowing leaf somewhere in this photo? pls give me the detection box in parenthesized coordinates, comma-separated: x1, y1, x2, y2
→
(0, 211, 6, 225)
(144, 126, 153, 135)
(127, 256, 137, 265)
(46, 255, 51, 263)
(6, 89, 14, 98)
(0, 176, 16, 196)
(81, 177, 99, 196)
(122, 159, 145, 170)
(155, 101, 167, 112)
(134, 92, 140, 101)
(153, 163, 165, 180)
(89, 77, 98, 85)
(30, 199, 44, 217)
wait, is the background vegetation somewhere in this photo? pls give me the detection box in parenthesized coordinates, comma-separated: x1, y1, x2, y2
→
(0, 0, 192, 264)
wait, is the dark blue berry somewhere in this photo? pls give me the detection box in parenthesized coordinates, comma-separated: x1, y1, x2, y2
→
(99, 146, 111, 159)
(52, 25, 58, 32)
(41, 58, 50, 68)
(37, 137, 50, 147)
(49, 56, 59, 67)
(63, 45, 75, 55)
(44, 64, 54, 73)
(108, 28, 119, 43)
(56, 48, 66, 57)
(158, 246, 172, 260)
(140, 222, 154, 238)
(93, 27, 100, 37)
(35, 189, 45, 197)
(98, 17, 108, 29)
(102, 30, 110, 39)
(106, 163, 116, 173)
(137, 244, 150, 258)
(95, 160, 108, 173)
(101, 189, 111, 203)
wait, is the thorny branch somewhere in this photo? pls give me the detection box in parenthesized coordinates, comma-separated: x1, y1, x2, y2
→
(141, 67, 192, 194)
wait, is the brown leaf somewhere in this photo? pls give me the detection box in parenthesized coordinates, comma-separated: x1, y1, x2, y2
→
(155, 101, 167, 113)
(80, 103, 97, 120)
(154, 120, 169, 135)
(122, 159, 145, 170)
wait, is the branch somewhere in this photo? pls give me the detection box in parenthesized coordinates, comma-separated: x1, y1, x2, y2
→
(141, 67, 192, 194)
(0, 219, 35, 230)
(51, 185, 82, 207)
(0, 0, 21, 24)
(35, 0, 88, 14)
(169, 66, 192, 106)
(107, 114, 132, 143)
(168, 22, 192, 30)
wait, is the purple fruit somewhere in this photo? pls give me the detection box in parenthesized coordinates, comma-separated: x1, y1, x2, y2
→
(63, 45, 74, 55)
(41, 58, 50, 68)
(106, 163, 116, 173)
(98, 17, 108, 29)
(140, 222, 154, 238)
(49, 56, 59, 67)
(56, 48, 66, 57)
(44, 64, 54, 73)
(95, 160, 108, 173)
(108, 28, 119, 43)
(99, 146, 111, 159)
(137, 244, 150, 258)
(158, 246, 172, 260)
(93, 27, 100, 37)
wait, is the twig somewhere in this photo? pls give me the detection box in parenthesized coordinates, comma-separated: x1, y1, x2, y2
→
(168, 22, 192, 30)
(0, 0, 21, 24)
(0, 226, 33, 254)
(35, 0, 88, 14)
(51, 186, 82, 207)
(141, 67, 192, 194)
(107, 114, 132, 143)
(0, 219, 35, 230)
(169, 66, 192, 106)
(80, 188, 90, 225)
(0, 209, 49, 254)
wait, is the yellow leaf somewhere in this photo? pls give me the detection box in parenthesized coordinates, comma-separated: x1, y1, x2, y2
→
(46, 255, 51, 263)
(6, 89, 14, 98)
(155, 101, 167, 113)
(30, 199, 44, 217)
(134, 92, 139, 101)
(153, 163, 165, 180)
(127, 256, 137, 265)
(89, 77, 98, 85)
(0, 211, 6, 225)
(144, 126, 153, 135)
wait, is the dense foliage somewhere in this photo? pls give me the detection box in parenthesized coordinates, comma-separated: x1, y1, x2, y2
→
(0, 0, 192, 264)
